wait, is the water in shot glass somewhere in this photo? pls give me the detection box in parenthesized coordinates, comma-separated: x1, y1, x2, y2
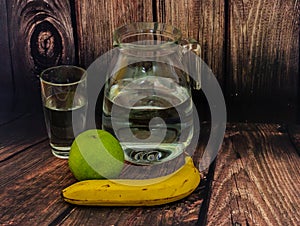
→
(40, 65, 88, 159)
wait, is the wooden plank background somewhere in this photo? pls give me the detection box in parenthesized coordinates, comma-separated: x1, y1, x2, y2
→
(74, 0, 154, 67)
(0, 0, 299, 122)
(0, 1, 299, 225)
(228, 0, 299, 99)
(156, 0, 225, 84)
(0, 0, 14, 112)
(2, 0, 75, 113)
(226, 0, 300, 123)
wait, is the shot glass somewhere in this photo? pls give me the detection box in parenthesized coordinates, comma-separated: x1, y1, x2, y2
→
(40, 65, 87, 159)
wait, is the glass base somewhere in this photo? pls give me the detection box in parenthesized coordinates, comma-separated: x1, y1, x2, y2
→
(122, 143, 183, 165)
(50, 144, 70, 159)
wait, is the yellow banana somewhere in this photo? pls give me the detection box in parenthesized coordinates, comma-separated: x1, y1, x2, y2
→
(62, 156, 200, 206)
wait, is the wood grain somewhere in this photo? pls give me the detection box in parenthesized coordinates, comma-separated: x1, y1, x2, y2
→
(74, 0, 154, 68)
(0, 114, 208, 226)
(0, 0, 14, 112)
(227, 0, 300, 100)
(155, 0, 225, 84)
(1, 0, 299, 124)
(287, 124, 300, 155)
(0, 113, 74, 225)
(5, 0, 75, 112)
(206, 124, 300, 225)
(1, 115, 300, 225)
(56, 127, 210, 226)
(0, 113, 47, 162)
(0, 140, 75, 225)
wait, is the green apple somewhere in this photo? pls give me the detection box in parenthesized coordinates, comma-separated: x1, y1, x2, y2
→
(68, 129, 124, 181)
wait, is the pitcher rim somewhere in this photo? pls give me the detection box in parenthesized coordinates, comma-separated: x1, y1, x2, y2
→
(113, 22, 182, 48)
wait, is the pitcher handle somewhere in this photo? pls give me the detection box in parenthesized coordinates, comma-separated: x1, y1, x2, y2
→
(180, 39, 201, 90)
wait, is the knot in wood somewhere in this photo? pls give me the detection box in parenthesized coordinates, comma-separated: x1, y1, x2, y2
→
(38, 30, 55, 57)
(30, 21, 62, 72)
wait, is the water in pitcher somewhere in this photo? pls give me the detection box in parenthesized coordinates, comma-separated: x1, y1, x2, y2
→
(102, 76, 194, 164)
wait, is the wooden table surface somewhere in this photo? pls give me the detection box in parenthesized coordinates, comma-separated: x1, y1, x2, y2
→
(0, 113, 299, 225)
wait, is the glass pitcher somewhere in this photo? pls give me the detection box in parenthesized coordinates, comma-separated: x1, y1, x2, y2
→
(102, 22, 200, 165)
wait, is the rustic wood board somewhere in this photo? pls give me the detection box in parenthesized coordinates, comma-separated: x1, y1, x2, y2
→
(0, 113, 47, 162)
(0, 129, 208, 226)
(53, 130, 210, 226)
(0, 0, 14, 112)
(0, 152, 207, 226)
(0, 1, 15, 112)
(74, 0, 154, 67)
(225, 0, 300, 123)
(0, 113, 75, 225)
(1, 118, 300, 225)
(206, 124, 300, 225)
(227, 0, 299, 100)
(5, 0, 75, 112)
(287, 124, 300, 155)
(2, 0, 299, 124)
(155, 0, 225, 84)
(0, 140, 75, 225)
